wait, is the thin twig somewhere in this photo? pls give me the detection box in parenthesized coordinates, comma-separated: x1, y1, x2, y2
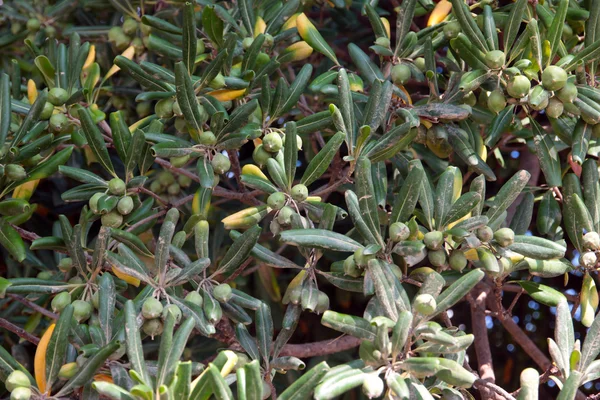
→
(8, 294, 58, 320)
(0, 317, 40, 345)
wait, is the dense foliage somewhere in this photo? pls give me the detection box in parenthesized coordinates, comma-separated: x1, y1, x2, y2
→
(2, 0, 600, 399)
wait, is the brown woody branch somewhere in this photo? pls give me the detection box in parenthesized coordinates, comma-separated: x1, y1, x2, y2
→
(0, 317, 40, 345)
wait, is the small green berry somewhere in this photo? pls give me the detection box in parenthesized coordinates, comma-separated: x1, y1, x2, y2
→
(72, 300, 92, 322)
(142, 297, 164, 319)
(541, 66, 568, 91)
(49, 88, 69, 106)
(211, 153, 231, 175)
(108, 178, 126, 195)
(262, 132, 283, 153)
(117, 196, 134, 215)
(267, 192, 286, 210)
(291, 184, 308, 202)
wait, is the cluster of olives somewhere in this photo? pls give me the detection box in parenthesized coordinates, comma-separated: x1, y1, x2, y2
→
(4, 370, 32, 400)
(267, 184, 308, 222)
(391, 59, 426, 86)
(148, 171, 193, 201)
(108, 18, 145, 53)
(10, 17, 56, 42)
(580, 231, 600, 268)
(140, 297, 184, 339)
(286, 282, 330, 314)
(252, 131, 302, 167)
(88, 178, 134, 228)
(51, 289, 93, 323)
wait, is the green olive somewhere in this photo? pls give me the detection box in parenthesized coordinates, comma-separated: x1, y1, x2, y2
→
(89, 192, 103, 214)
(276, 206, 295, 225)
(6, 370, 31, 392)
(185, 291, 203, 306)
(26, 18, 41, 32)
(252, 144, 272, 167)
(49, 113, 69, 132)
(157, 171, 175, 186)
(142, 319, 164, 339)
(391, 64, 411, 85)
(414, 57, 426, 71)
(72, 300, 92, 322)
(58, 257, 73, 272)
(428, 249, 447, 267)
(291, 184, 308, 202)
(10, 387, 31, 400)
(170, 154, 190, 168)
(142, 297, 164, 319)
(443, 21, 461, 39)
(487, 89, 506, 113)
(41, 102, 54, 120)
(209, 73, 226, 90)
(267, 192, 286, 210)
(162, 304, 182, 324)
(155, 98, 174, 119)
(117, 196, 134, 215)
(122, 18, 139, 36)
(136, 101, 152, 118)
(494, 227, 515, 247)
(213, 283, 233, 302)
(108, 26, 125, 42)
(541, 66, 568, 91)
(108, 178, 126, 195)
(449, 250, 467, 272)
(178, 174, 193, 188)
(507, 75, 531, 99)
(484, 50, 506, 69)
(414, 294, 437, 315)
(556, 82, 577, 103)
(528, 85, 550, 111)
(262, 132, 283, 153)
(476, 226, 493, 242)
(5, 164, 26, 181)
(423, 230, 444, 250)
(343, 255, 362, 277)
(546, 98, 564, 119)
(242, 37, 254, 49)
(199, 131, 217, 146)
(211, 153, 231, 175)
(167, 182, 181, 195)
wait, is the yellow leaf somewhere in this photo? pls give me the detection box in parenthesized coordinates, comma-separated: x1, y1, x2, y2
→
(282, 13, 300, 31)
(282, 41, 313, 62)
(112, 266, 141, 287)
(241, 164, 269, 181)
(428, 0, 452, 27)
(13, 180, 39, 200)
(254, 16, 266, 37)
(35, 324, 56, 393)
(93, 374, 114, 383)
(420, 118, 432, 129)
(103, 45, 136, 82)
(207, 88, 246, 101)
(192, 188, 211, 216)
(381, 17, 391, 38)
(83, 45, 96, 70)
(395, 84, 413, 105)
(463, 248, 478, 261)
(27, 80, 38, 105)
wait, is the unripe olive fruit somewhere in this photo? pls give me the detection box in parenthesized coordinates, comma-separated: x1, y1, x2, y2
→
(583, 231, 600, 250)
(162, 304, 182, 324)
(277, 206, 295, 225)
(155, 98, 174, 119)
(391, 64, 411, 84)
(291, 184, 308, 202)
(26, 18, 41, 32)
(428, 249, 447, 267)
(52, 292, 71, 313)
(253, 144, 272, 166)
(389, 222, 410, 242)
(5, 164, 26, 181)
(171, 154, 190, 168)
(507, 75, 531, 99)
(142, 297, 164, 319)
(92, 292, 99, 309)
(174, 117, 187, 133)
(10, 387, 31, 400)
(487, 89, 506, 113)
(72, 300, 92, 322)
(288, 285, 302, 305)
(213, 283, 233, 302)
(353, 247, 374, 267)
(211, 153, 231, 174)
(463, 91, 477, 107)
(45, 26, 57, 37)
(37, 271, 53, 280)
(242, 37, 254, 49)
(199, 131, 217, 146)
(122, 18, 138, 36)
(117, 196, 134, 215)
(142, 318, 164, 339)
(556, 82, 577, 103)
(41, 102, 54, 120)
(149, 180, 162, 193)
(58, 362, 78, 380)
(108, 26, 124, 41)
(158, 171, 175, 186)
(185, 291, 203, 306)
(101, 211, 124, 228)
(546, 98, 564, 119)
(136, 101, 152, 118)
(423, 230, 444, 250)
(68, 276, 83, 284)
(262, 132, 283, 153)
(476, 226, 494, 242)
(108, 178, 126, 195)
(49, 113, 69, 132)
(6, 370, 31, 392)
(362, 374, 385, 399)
(414, 294, 437, 315)
(375, 37, 390, 47)
(449, 250, 468, 272)
(414, 57, 426, 71)
(49, 87, 69, 106)
(89, 192, 103, 214)
(542, 66, 568, 91)
(494, 227, 515, 247)
(197, 40, 206, 54)
(58, 257, 73, 272)
(267, 192, 286, 210)
(485, 50, 505, 69)
(314, 291, 330, 314)
(343, 255, 362, 277)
